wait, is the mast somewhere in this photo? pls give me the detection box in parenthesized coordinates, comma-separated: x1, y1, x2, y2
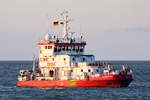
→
(32, 54, 35, 72)
(61, 10, 70, 39)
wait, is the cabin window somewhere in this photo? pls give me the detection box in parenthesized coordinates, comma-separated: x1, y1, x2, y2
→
(66, 46, 69, 51)
(79, 46, 84, 52)
(80, 49, 83, 52)
(40, 50, 42, 54)
(71, 70, 73, 72)
(72, 57, 75, 61)
(48, 46, 52, 49)
(43, 58, 46, 61)
(75, 46, 78, 49)
(56, 39, 59, 43)
(71, 46, 74, 50)
(73, 46, 75, 51)
(44, 58, 48, 61)
(82, 58, 85, 61)
(45, 46, 47, 49)
(88, 69, 91, 72)
(61, 46, 65, 51)
(64, 46, 67, 51)
(58, 46, 61, 52)
(54, 47, 57, 52)
(52, 58, 55, 61)
(40, 58, 43, 61)
(49, 70, 54, 77)
(64, 58, 66, 61)
(68, 46, 72, 51)
(64, 71, 67, 76)
(75, 46, 79, 52)
(81, 69, 83, 72)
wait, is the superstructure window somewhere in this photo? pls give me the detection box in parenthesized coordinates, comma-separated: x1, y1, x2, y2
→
(40, 50, 42, 54)
(79, 46, 84, 52)
(72, 57, 75, 61)
(48, 46, 52, 49)
(49, 70, 54, 77)
(68, 46, 72, 51)
(66, 46, 69, 51)
(75, 46, 79, 52)
(45, 46, 47, 49)
(64, 58, 66, 61)
(88, 69, 91, 72)
(73, 46, 75, 51)
(54, 47, 57, 52)
(81, 69, 83, 72)
(62, 46, 65, 51)
(82, 58, 85, 61)
(58, 46, 61, 52)
(96, 69, 99, 72)
(80, 48, 84, 52)
(75, 46, 79, 49)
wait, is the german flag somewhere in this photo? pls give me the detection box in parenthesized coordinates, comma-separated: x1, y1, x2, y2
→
(53, 21, 59, 26)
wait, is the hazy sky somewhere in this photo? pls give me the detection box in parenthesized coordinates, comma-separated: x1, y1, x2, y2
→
(0, 0, 150, 60)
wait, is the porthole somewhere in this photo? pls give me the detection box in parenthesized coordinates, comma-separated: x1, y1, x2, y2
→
(72, 57, 75, 61)
(64, 58, 66, 61)
(88, 69, 91, 72)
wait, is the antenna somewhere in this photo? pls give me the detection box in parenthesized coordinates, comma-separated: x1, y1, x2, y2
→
(61, 10, 71, 38)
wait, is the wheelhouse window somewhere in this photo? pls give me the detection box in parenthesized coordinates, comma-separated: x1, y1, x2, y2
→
(66, 46, 69, 51)
(82, 58, 85, 61)
(58, 46, 61, 52)
(61, 46, 65, 51)
(54, 47, 57, 52)
(65, 46, 68, 51)
(80, 46, 84, 52)
(68, 46, 72, 51)
(73, 46, 75, 51)
(75, 46, 79, 49)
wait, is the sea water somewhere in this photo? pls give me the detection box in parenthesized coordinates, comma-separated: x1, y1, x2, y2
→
(0, 61, 150, 100)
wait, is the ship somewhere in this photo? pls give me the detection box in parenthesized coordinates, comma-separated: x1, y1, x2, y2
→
(17, 10, 133, 88)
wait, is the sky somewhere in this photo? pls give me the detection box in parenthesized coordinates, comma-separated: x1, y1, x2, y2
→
(0, 0, 150, 60)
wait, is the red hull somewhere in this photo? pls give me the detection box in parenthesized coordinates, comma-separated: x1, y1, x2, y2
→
(17, 75, 133, 88)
